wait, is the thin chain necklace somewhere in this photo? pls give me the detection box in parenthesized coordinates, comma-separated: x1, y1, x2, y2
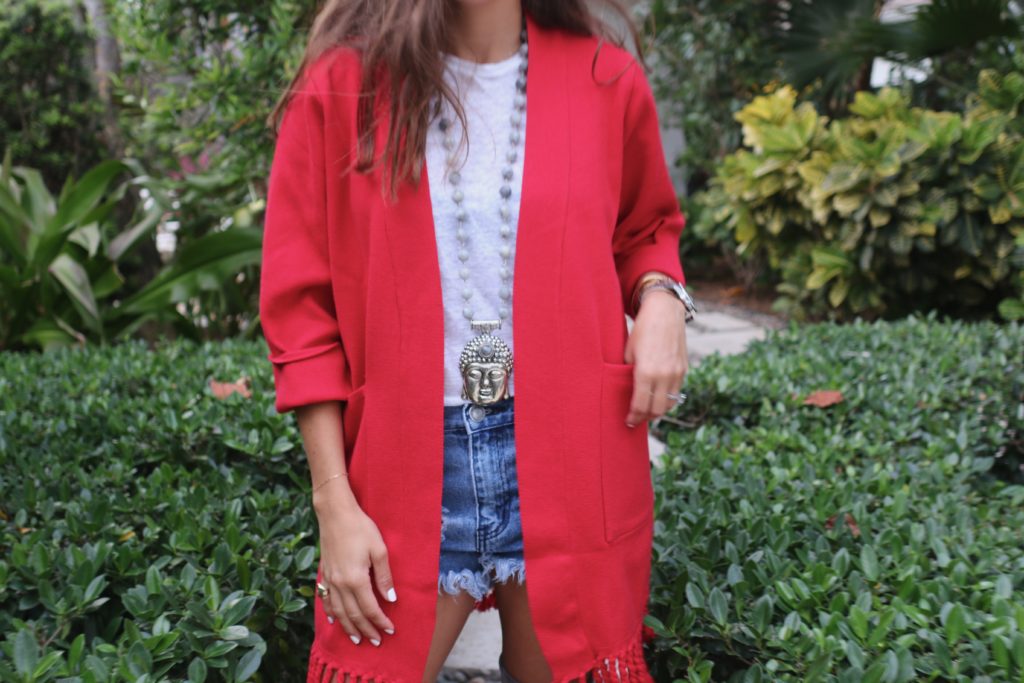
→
(439, 14, 528, 407)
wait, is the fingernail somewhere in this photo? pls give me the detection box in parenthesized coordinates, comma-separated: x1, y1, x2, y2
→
(370, 638, 380, 647)
(626, 421, 635, 428)
(384, 627, 395, 635)
(327, 616, 334, 624)
(350, 634, 361, 645)
(387, 587, 397, 602)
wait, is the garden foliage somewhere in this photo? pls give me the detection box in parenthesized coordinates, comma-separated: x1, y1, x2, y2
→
(0, 317, 1020, 681)
(0, 0, 106, 189)
(0, 338, 312, 681)
(647, 313, 1024, 682)
(696, 68, 1024, 321)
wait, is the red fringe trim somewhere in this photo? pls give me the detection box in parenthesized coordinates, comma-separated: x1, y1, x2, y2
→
(307, 617, 653, 683)
(473, 589, 498, 611)
(307, 645, 402, 683)
(554, 619, 654, 683)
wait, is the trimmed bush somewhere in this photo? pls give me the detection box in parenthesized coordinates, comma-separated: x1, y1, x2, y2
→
(647, 313, 1024, 681)
(696, 68, 1024, 322)
(0, 339, 312, 681)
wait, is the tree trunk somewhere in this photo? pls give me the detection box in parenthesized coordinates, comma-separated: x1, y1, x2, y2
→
(79, 0, 124, 158)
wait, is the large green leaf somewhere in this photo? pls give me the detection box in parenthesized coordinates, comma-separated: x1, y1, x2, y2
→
(48, 253, 101, 332)
(116, 228, 262, 315)
(46, 160, 128, 235)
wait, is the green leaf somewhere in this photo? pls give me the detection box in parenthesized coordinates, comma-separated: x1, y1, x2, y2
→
(708, 587, 729, 625)
(234, 648, 262, 682)
(48, 253, 101, 332)
(944, 603, 968, 645)
(860, 545, 879, 581)
(13, 629, 39, 675)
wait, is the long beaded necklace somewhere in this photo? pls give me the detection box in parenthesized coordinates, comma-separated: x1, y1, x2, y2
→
(438, 15, 528, 407)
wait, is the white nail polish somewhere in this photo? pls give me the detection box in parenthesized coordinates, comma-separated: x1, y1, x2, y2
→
(370, 638, 380, 647)
(387, 587, 397, 602)
(350, 634, 361, 645)
(327, 616, 334, 624)
(384, 627, 395, 635)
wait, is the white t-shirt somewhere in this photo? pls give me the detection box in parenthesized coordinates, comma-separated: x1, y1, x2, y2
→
(426, 50, 526, 406)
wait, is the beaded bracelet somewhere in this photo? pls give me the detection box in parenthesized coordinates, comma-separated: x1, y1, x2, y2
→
(312, 472, 348, 493)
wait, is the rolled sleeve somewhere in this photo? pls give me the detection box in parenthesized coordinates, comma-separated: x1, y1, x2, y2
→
(612, 61, 687, 315)
(259, 68, 354, 413)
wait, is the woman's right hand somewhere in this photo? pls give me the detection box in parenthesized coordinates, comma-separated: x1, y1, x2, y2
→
(315, 495, 398, 646)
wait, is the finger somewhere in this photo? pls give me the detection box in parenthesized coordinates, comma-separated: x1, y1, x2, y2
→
(626, 373, 654, 427)
(339, 585, 368, 644)
(651, 370, 678, 419)
(345, 577, 383, 645)
(354, 577, 391, 643)
(328, 577, 360, 644)
(370, 545, 397, 634)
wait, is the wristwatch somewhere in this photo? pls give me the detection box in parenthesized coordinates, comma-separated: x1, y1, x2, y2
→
(632, 275, 697, 321)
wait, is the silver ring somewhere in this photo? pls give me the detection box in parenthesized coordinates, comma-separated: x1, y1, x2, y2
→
(667, 392, 687, 404)
(316, 581, 330, 598)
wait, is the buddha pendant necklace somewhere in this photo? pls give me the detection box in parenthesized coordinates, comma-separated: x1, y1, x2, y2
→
(438, 15, 527, 407)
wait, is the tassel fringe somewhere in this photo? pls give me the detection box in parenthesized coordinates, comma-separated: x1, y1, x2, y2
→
(307, 618, 652, 683)
(307, 645, 402, 683)
(554, 619, 654, 683)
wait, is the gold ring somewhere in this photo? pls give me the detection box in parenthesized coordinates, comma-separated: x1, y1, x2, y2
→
(316, 581, 330, 598)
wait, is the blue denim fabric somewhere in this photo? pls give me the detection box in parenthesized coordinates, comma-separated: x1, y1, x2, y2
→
(438, 396, 525, 600)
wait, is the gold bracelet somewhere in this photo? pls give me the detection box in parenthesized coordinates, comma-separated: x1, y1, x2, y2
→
(631, 273, 673, 317)
(312, 472, 348, 493)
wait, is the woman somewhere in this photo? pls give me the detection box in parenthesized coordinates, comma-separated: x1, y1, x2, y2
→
(259, 1, 694, 681)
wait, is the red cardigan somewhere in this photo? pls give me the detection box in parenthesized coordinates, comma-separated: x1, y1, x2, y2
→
(259, 10, 686, 682)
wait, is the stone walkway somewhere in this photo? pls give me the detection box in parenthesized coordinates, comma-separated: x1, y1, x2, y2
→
(438, 296, 784, 680)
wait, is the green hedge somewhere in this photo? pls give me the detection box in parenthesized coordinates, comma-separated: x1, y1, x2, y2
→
(647, 313, 1024, 682)
(0, 339, 312, 682)
(1, 317, 1021, 681)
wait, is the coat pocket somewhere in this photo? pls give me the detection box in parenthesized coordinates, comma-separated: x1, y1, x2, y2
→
(599, 362, 654, 544)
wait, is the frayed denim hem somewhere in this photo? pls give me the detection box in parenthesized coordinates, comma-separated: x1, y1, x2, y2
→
(438, 554, 525, 600)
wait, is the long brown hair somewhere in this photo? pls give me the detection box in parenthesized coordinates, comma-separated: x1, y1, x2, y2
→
(267, 0, 649, 201)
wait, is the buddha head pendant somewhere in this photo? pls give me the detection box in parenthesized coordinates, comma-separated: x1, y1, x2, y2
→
(458, 325, 513, 406)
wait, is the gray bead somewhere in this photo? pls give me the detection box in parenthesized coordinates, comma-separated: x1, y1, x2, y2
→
(460, 267, 470, 279)
(443, 137, 455, 150)
(499, 307, 509, 318)
(456, 209, 468, 222)
(456, 228, 467, 241)
(439, 118, 451, 132)
(519, 43, 528, 58)
(453, 189, 464, 203)
(463, 307, 474, 319)
(501, 266, 511, 279)
(506, 149, 518, 163)
(458, 249, 469, 261)
(500, 286, 511, 300)
(462, 288, 473, 300)
(499, 245, 510, 257)
(502, 167, 514, 181)
(500, 225, 511, 238)
(515, 94, 526, 110)
(510, 111, 522, 126)
(516, 76, 526, 91)
(500, 205, 511, 219)
(500, 185, 512, 199)
(449, 170, 461, 185)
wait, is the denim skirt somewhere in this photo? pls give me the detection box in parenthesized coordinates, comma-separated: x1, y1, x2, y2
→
(438, 396, 526, 601)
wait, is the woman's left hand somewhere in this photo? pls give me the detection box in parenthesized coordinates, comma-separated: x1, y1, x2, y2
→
(623, 290, 689, 427)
